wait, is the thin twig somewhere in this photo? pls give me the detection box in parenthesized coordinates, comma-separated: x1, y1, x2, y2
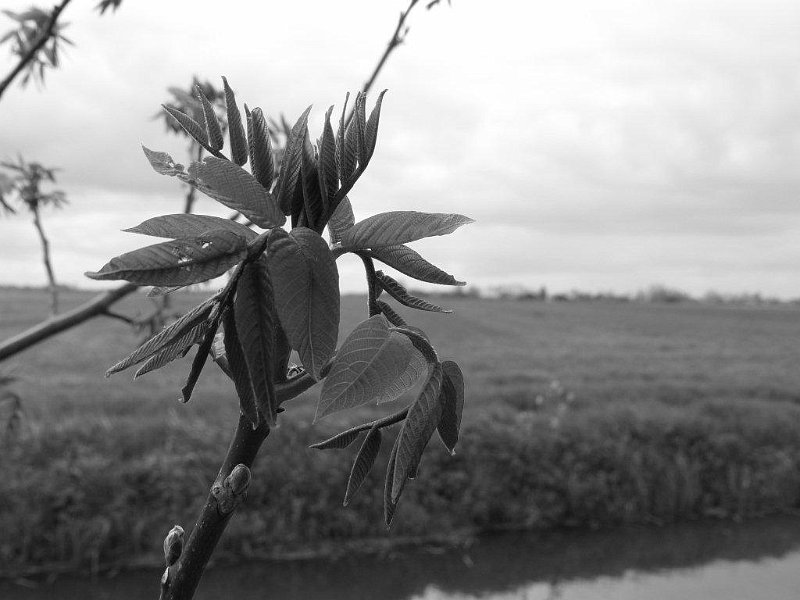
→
(101, 309, 137, 326)
(0, 0, 73, 101)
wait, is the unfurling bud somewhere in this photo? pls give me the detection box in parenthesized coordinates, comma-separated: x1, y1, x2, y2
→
(226, 464, 251, 496)
(163, 525, 184, 567)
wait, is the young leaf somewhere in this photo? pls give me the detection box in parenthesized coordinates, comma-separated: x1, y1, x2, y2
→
(248, 107, 274, 191)
(266, 227, 339, 379)
(309, 428, 362, 450)
(105, 298, 217, 376)
(190, 157, 285, 228)
(369, 244, 465, 286)
(274, 105, 313, 215)
(375, 271, 452, 313)
(363, 90, 387, 166)
(376, 299, 407, 327)
(86, 230, 247, 286)
(222, 305, 260, 428)
(222, 76, 248, 167)
(328, 196, 354, 244)
(392, 363, 444, 502)
(334, 92, 349, 181)
(437, 360, 465, 453)
(142, 146, 185, 177)
(353, 91, 367, 166)
(317, 315, 414, 420)
(340, 93, 363, 182)
(133, 321, 210, 379)
(234, 257, 278, 426)
(341, 211, 474, 250)
(180, 322, 219, 403)
(318, 105, 338, 210)
(300, 131, 325, 230)
(196, 85, 224, 152)
(344, 427, 382, 506)
(124, 214, 257, 240)
(162, 105, 211, 151)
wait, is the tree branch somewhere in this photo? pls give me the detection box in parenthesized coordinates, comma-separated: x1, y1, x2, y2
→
(0, 0, 73, 101)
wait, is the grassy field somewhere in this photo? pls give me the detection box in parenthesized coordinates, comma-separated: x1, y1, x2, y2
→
(1, 287, 800, 575)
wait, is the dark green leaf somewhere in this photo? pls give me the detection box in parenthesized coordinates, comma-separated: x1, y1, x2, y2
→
(190, 157, 285, 228)
(86, 230, 246, 286)
(344, 427, 382, 506)
(437, 360, 464, 453)
(300, 130, 325, 230)
(266, 227, 339, 379)
(124, 214, 257, 240)
(105, 298, 217, 376)
(222, 305, 259, 428)
(317, 315, 414, 420)
(318, 105, 338, 210)
(196, 85, 224, 151)
(223, 76, 248, 167)
(328, 196, 354, 244)
(341, 211, 473, 250)
(309, 428, 362, 450)
(274, 105, 312, 215)
(234, 257, 278, 426)
(375, 271, 452, 313)
(392, 363, 444, 501)
(369, 244, 465, 286)
(248, 107, 274, 191)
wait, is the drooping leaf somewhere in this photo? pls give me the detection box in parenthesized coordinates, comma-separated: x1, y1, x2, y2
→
(376, 299, 407, 327)
(105, 298, 217, 376)
(384, 434, 401, 526)
(222, 305, 259, 428)
(86, 230, 247, 286)
(133, 321, 210, 379)
(316, 315, 414, 420)
(222, 76, 248, 167)
(266, 227, 339, 379)
(309, 428, 362, 450)
(363, 90, 387, 166)
(141, 146, 185, 177)
(189, 157, 285, 228)
(180, 322, 219, 403)
(124, 214, 257, 240)
(344, 427, 382, 506)
(375, 271, 452, 313)
(274, 105, 313, 215)
(234, 257, 278, 426)
(248, 107, 274, 190)
(300, 130, 325, 230)
(341, 211, 473, 250)
(437, 360, 465, 453)
(196, 85, 224, 151)
(369, 244, 465, 286)
(318, 105, 338, 210)
(162, 105, 210, 150)
(392, 363, 444, 501)
(328, 196, 354, 244)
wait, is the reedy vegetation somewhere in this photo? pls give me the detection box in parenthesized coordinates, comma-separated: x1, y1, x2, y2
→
(86, 81, 471, 599)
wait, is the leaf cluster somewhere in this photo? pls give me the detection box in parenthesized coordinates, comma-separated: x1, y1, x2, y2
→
(0, 156, 67, 214)
(88, 78, 472, 524)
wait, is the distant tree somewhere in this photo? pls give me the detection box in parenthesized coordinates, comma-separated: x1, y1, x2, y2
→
(0, 157, 67, 314)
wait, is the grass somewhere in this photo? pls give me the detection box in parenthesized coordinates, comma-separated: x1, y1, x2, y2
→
(1, 287, 800, 576)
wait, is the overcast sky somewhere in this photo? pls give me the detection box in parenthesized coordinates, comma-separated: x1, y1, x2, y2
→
(2, 0, 799, 297)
